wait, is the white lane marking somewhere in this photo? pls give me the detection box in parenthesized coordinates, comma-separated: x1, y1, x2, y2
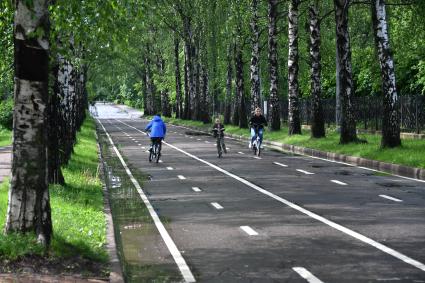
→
(192, 187, 202, 192)
(273, 162, 288, 167)
(379, 195, 403, 202)
(197, 138, 201, 141)
(118, 119, 425, 272)
(97, 119, 196, 282)
(205, 141, 210, 143)
(138, 144, 142, 146)
(167, 167, 174, 170)
(253, 156, 262, 160)
(141, 146, 146, 149)
(240, 226, 258, 236)
(211, 202, 224, 210)
(331, 180, 347, 186)
(158, 160, 163, 163)
(178, 175, 186, 180)
(296, 169, 315, 175)
(292, 267, 324, 283)
(238, 151, 245, 155)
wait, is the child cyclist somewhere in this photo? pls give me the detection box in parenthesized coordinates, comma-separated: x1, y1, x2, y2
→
(212, 118, 227, 158)
(144, 114, 167, 154)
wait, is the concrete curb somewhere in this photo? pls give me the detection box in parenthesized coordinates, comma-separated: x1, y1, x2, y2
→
(95, 130, 124, 283)
(168, 122, 425, 182)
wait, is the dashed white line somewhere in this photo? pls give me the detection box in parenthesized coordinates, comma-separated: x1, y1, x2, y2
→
(177, 175, 186, 180)
(138, 144, 142, 146)
(331, 180, 347, 186)
(296, 169, 315, 175)
(97, 119, 196, 282)
(197, 138, 201, 141)
(192, 187, 202, 192)
(379, 195, 403, 202)
(240, 226, 258, 236)
(253, 156, 262, 160)
(292, 267, 324, 283)
(238, 151, 245, 155)
(205, 141, 210, 143)
(273, 162, 288, 167)
(117, 119, 425, 273)
(211, 202, 223, 210)
(166, 167, 174, 170)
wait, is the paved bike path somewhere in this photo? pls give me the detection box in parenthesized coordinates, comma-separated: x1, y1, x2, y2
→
(98, 109, 425, 282)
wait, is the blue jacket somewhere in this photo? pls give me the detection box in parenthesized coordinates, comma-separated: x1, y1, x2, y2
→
(145, 115, 166, 138)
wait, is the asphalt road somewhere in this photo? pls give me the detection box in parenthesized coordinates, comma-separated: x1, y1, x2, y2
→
(96, 104, 425, 283)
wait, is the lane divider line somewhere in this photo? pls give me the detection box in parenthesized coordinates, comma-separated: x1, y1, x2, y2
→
(379, 195, 403, 203)
(96, 119, 196, 282)
(273, 162, 288, 167)
(117, 119, 425, 272)
(167, 167, 174, 170)
(331, 180, 348, 186)
(296, 169, 315, 175)
(292, 267, 324, 283)
(238, 152, 245, 155)
(178, 175, 186, 180)
(192, 187, 202, 192)
(253, 156, 262, 160)
(211, 202, 224, 210)
(240, 226, 259, 236)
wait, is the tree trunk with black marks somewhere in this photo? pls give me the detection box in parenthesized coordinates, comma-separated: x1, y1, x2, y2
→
(250, 0, 261, 114)
(236, 43, 248, 128)
(159, 56, 171, 117)
(268, 0, 280, 131)
(174, 34, 182, 119)
(232, 42, 240, 126)
(48, 56, 64, 185)
(310, 0, 325, 138)
(334, 0, 358, 143)
(6, 0, 52, 246)
(201, 66, 211, 124)
(145, 43, 154, 116)
(288, 0, 301, 135)
(224, 44, 233, 125)
(371, 0, 401, 148)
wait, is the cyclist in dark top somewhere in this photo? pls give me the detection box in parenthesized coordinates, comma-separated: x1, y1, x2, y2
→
(249, 107, 267, 148)
(145, 114, 167, 153)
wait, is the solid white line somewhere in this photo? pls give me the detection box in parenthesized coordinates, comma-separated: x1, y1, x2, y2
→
(211, 202, 224, 210)
(117, 119, 425, 272)
(331, 180, 348, 186)
(96, 119, 196, 282)
(292, 267, 324, 283)
(296, 169, 315, 175)
(379, 195, 403, 202)
(238, 151, 245, 155)
(178, 175, 186, 180)
(273, 162, 288, 167)
(167, 167, 174, 170)
(240, 226, 258, 236)
(192, 187, 202, 192)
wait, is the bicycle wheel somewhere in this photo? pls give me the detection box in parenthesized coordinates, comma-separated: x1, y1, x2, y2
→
(148, 147, 153, 162)
(155, 143, 161, 163)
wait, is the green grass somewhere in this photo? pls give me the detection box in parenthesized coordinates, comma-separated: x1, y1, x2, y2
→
(0, 117, 107, 263)
(0, 127, 12, 147)
(157, 116, 425, 169)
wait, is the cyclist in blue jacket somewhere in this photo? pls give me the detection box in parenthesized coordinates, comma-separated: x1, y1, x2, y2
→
(145, 114, 167, 153)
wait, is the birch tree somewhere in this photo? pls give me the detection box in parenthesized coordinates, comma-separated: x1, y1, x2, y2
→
(5, 0, 52, 246)
(268, 0, 280, 130)
(310, 0, 325, 138)
(250, 0, 261, 114)
(288, 0, 301, 135)
(334, 0, 358, 143)
(371, 0, 401, 147)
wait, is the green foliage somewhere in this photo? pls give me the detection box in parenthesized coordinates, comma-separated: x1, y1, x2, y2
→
(0, 127, 12, 147)
(0, 98, 13, 130)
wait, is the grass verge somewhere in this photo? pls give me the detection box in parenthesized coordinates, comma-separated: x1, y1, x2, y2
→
(153, 116, 425, 170)
(0, 127, 12, 147)
(0, 116, 108, 276)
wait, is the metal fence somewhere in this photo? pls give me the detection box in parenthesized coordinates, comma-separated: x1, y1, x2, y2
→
(279, 94, 425, 134)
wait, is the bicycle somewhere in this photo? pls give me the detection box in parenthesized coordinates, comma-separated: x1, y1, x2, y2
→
(251, 123, 262, 157)
(148, 137, 162, 163)
(213, 128, 226, 158)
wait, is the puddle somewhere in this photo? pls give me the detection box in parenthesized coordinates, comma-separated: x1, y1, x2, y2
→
(99, 133, 182, 282)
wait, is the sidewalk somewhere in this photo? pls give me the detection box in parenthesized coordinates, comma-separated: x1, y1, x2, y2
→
(0, 146, 11, 183)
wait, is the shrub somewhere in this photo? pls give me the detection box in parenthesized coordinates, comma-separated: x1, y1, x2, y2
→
(0, 98, 13, 130)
